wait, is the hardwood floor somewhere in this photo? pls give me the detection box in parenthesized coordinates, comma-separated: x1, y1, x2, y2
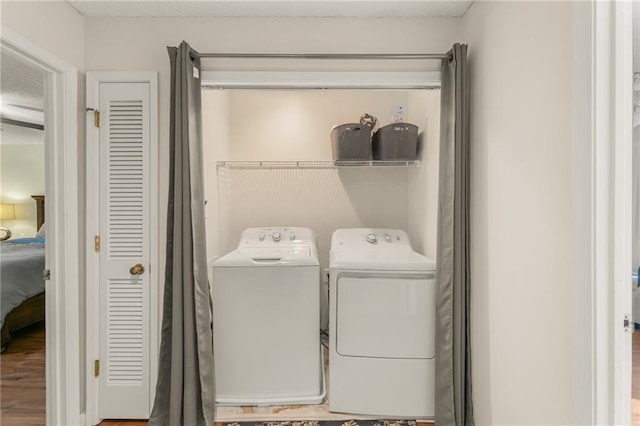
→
(634, 330, 640, 425)
(0, 325, 150, 426)
(0, 322, 45, 425)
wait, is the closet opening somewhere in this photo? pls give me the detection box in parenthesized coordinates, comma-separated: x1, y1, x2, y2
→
(201, 75, 442, 420)
(0, 28, 80, 425)
(0, 47, 46, 424)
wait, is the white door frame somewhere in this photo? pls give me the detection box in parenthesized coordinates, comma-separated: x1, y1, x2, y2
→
(611, 1, 634, 423)
(85, 71, 159, 425)
(0, 27, 81, 425)
(586, 1, 634, 424)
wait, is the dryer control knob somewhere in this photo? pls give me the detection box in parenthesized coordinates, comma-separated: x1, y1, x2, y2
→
(366, 233, 377, 244)
(272, 232, 282, 242)
(383, 233, 392, 242)
(289, 233, 296, 241)
(258, 233, 265, 241)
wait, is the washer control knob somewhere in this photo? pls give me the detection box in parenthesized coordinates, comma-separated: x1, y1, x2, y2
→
(383, 233, 392, 242)
(365, 233, 377, 244)
(289, 233, 296, 241)
(272, 232, 282, 242)
(258, 233, 265, 241)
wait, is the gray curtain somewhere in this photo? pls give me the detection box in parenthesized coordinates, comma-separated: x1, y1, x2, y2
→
(149, 41, 216, 426)
(435, 43, 473, 426)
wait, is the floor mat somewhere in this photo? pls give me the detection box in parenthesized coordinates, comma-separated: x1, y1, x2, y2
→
(218, 422, 419, 426)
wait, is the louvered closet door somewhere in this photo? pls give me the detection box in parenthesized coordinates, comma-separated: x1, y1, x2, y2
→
(99, 82, 151, 419)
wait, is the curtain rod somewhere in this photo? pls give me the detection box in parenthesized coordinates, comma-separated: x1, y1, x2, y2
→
(196, 53, 451, 60)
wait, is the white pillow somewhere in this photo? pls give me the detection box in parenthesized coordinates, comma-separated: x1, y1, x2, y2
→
(36, 223, 45, 238)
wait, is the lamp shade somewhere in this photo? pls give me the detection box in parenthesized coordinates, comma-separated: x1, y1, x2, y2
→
(0, 204, 16, 220)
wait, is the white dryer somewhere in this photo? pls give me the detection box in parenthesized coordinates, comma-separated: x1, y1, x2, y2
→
(329, 228, 436, 418)
(212, 227, 324, 405)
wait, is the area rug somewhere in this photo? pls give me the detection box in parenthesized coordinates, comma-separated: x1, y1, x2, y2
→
(215, 404, 380, 422)
(218, 422, 420, 426)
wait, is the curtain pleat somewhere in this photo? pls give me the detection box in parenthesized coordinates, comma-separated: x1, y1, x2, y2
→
(149, 41, 216, 426)
(435, 43, 474, 426)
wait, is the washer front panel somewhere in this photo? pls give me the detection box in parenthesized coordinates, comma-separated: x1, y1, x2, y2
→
(213, 265, 322, 402)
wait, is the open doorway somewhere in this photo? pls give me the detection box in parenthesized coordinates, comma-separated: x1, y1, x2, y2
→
(0, 28, 81, 425)
(0, 46, 47, 424)
(632, 2, 639, 424)
(201, 84, 440, 422)
(632, 71, 640, 424)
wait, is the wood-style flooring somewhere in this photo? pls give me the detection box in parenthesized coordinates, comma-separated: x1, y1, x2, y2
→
(0, 322, 46, 425)
(6, 322, 639, 425)
(634, 327, 640, 425)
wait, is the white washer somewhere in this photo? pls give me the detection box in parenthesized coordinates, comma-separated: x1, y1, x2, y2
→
(212, 227, 324, 405)
(329, 228, 436, 418)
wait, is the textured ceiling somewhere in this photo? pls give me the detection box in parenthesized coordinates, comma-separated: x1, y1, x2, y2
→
(635, 1, 639, 72)
(67, 0, 473, 18)
(0, 49, 45, 126)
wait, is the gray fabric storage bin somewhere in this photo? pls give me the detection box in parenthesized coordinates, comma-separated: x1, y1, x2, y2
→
(330, 124, 372, 161)
(372, 123, 419, 161)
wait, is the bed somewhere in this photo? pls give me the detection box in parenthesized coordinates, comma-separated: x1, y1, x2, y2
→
(0, 195, 46, 352)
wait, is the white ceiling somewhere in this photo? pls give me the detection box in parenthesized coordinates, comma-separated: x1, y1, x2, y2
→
(67, 0, 473, 18)
(0, 49, 45, 131)
(635, 1, 639, 73)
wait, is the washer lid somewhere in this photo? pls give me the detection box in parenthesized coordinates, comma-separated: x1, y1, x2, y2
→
(330, 228, 435, 271)
(213, 246, 318, 267)
(214, 226, 320, 267)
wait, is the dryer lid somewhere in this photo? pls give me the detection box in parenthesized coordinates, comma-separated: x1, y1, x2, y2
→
(330, 228, 435, 271)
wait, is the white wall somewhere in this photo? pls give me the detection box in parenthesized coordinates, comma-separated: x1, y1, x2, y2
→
(1, 1, 84, 71)
(227, 90, 409, 161)
(464, 1, 587, 425)
(203, 90, 232, 261)
(0, 143, 45, 238)
(407, 90, 440, 260)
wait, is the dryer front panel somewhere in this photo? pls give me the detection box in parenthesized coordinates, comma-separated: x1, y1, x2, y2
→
(336, 273, 436, 359)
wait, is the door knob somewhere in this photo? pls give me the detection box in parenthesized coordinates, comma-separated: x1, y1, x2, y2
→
(130, 264, 145, 275)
